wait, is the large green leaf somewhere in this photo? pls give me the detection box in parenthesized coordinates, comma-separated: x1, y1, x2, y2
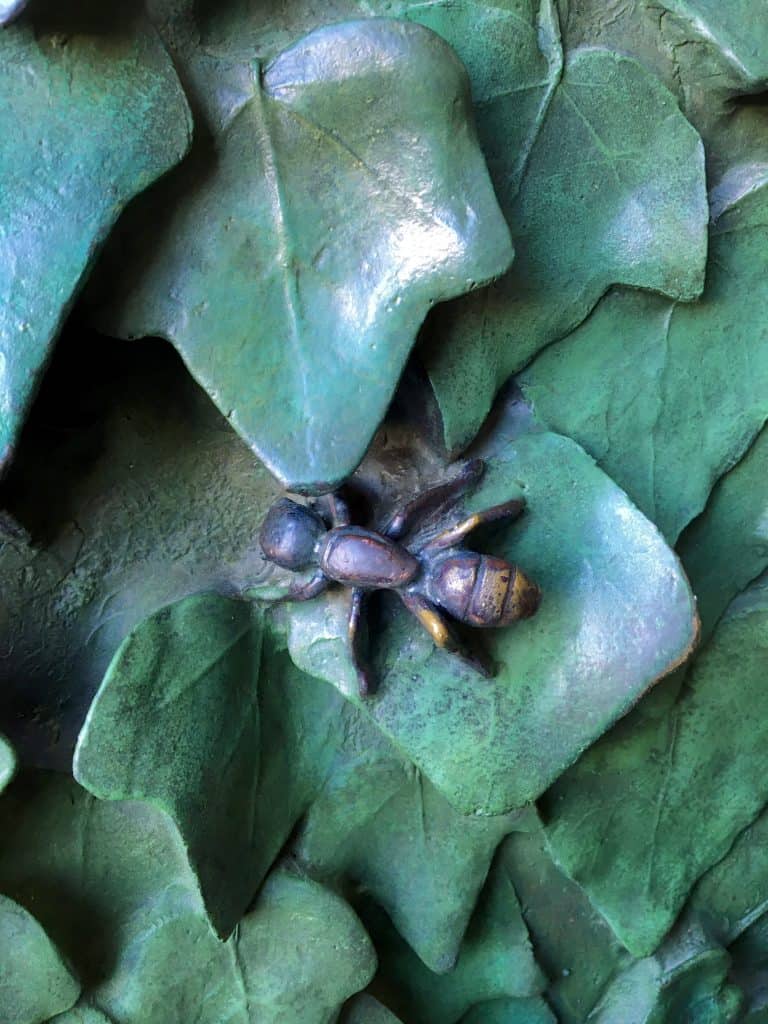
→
(74, 595, 262, 938)
(544, 573, 768, 957)
(287, 425, 697, 815)
(0, 2, 191, 476)
(0, 895, 80, 1024)
(362, 852, 544, 1024)
(520, 174, 768, 542)
(296, 729, 535, 971)
(74, 596, 354, 939)
(423, 43, 707, 452)
(86, 17, 512, 492)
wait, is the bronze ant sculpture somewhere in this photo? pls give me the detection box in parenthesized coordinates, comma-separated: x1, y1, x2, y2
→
(259, 459, 540, 696)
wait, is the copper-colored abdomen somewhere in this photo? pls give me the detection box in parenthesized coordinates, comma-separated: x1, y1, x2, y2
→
(429, 552, 540, 627)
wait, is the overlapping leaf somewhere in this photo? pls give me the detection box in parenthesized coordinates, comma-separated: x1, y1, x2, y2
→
(520, 173, 768, 542)
(86, 17, 512, 492)
(423, 43, 708, 452)
(0, 895, 80, 1024)
(0, 2, 191, 476)
(677, 423, 768, 641)
(74, 595, 264, 937)
(296, 738, 535, 971)
(658, 0, 768, 85)
(287, 425, 697, 815)
(95, 871, 375, 1024)
(544, 573, 768, 957)
(362, 853, 544, 1024)
(74, 598, 359, 939)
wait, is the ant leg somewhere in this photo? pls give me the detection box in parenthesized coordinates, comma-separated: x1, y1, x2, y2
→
(312, 491, 352, 528)
(384, 459, 485, 541)
(348, 588, 374, 697)
(423, 498, 525, 555)
(277, 570, 329, 603)
(400, 592, 494, 678)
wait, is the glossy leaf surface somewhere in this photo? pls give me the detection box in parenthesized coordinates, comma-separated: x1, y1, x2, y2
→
(287, 428, 697, 814)
(0, 3, 191, 475)
(545, 574, 768, 956)
(88, 17, 512, 492)
(0, 895, 80, 1024)
(424, 44, 707, 452)
(521, 175, 768, 542)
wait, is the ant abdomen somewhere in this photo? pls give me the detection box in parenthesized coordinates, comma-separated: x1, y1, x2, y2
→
(428, 552, 540, 628)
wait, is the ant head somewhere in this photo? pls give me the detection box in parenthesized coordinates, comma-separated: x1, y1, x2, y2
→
(259, 497, 326, 570)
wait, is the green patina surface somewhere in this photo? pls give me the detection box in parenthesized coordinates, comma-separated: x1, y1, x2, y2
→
(86, 14, 512, 492)
(0, 1, 191, 475)
(2, 0, 768, 1021)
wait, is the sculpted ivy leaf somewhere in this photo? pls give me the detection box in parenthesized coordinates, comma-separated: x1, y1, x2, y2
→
(286, 424, 697, 815)
(677, 424, 768, 642)
(544, 573, 768, 957)
(388, 0, 563, 200)
(96, 871, 375, 1024)
(362, 853, 544, 1024)
(340, 995, 404, 1024)
(0, 772, 197, 986)
(74, 596, 349, 939)
(586, 924, 741, 1024)
(658, 0, 768, 85)
(502, 827, 630, 1022)
(690, 806, 768, 948)
(423, 45, 708, 452)
(0, 732, 15, 794)
(295, 715, 536, 972)
(0, 895, 80, 1024)
(520, 175, 768, 543)
(85, 18, 512, 492)
(0, 3, 191, 475)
